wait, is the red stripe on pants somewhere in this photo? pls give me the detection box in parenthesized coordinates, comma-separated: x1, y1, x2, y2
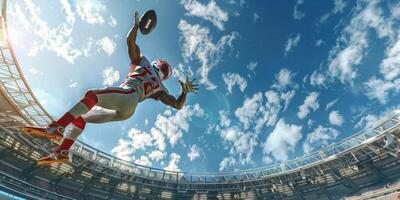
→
(72, 116, 86, 130)
(95, 88, 136, 95)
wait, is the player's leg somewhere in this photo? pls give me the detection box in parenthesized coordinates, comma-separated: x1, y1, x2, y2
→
(22, 89, 98, 142)
(37, 116, 86, 165)
(90, 86, 138, 121)
(23, 86, 137, 141)
(37, 108, 116, 165)
(37, 87, 138, 165)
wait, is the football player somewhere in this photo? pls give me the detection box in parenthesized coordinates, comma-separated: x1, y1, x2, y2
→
(23, 11, 198, 165)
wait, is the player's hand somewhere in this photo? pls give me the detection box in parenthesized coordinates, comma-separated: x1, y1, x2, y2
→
(179, 76, 199, 94)
(134, 11, 139, 27)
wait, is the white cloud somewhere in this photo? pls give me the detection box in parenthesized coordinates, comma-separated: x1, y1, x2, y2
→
(76, 0, 106, 25)
(98, 36, 116, 56)
(108, 15, 118, 27)
(222, 73, 247, 94)
(293, 0, 305, 20)
(180, 0, 228, 30)
(178, 20, 238, 90)
(10, 0, 116, 63)
(302, 125, 340, 154)
(281, 90, 296, 111)
(263, 119, 302, 162)
(284, 34, 301, 56)
(318, 0, 347, 24)
(297, 92, 319, 119)
(234, 93, 263, 130)
(82, 37, 95, 57)
(111, 127, 167, 164)
(218, 74, 299, 167)
(154, 104, 204, 146)
(354, 114, 378, 129)
(310, 70, 326, 87)
(164, 153, 181, 172)
(364, 77, 400, 104)
(218, 110, 231, 128)
(235, 90, 283, 133)
(11, 0, 83, 63)
(329, 110, 344, 126)
(362, 13, 400, 104)
(246, 61, 258, 71)
(148, 150, 166, 162)
(325, 98, 339, 110)
(253, 13, 262, 22)
(135, 155, 152, 167)
(111, 128, 155, 161)
(328, 0, 392, 84)
(102, 66, 120, 86)
(307, 119, 315, 127)
(380, 38, 400, 81)
(333, 0, 347, 14)
(217, 111, 258, 168)
(111, 139, 135, 161)
(272, 68, 295, 90)
(188, 145, 200, 161)
(315, 39, 325, 47)
(111, 104, 202, 168)
(219, 157, 236, 171)
(257, 90, 281, 130)
(127, 128, 153, 150)
(68, 80, 78, 88)
(151, 127, 167, 151)
(219, 126, 257, 165)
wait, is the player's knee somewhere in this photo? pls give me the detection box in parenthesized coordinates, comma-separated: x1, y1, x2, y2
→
(83, 90, 98, 107)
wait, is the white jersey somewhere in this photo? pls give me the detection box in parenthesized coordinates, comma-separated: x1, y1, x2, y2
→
(121, 56, 169, 102)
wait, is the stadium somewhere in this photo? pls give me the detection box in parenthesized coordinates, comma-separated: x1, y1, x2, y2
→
(1, 0, 400, 199)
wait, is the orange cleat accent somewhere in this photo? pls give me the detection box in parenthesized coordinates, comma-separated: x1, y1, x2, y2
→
(21, 121, 64, 143)
(37, 150, 69, 166)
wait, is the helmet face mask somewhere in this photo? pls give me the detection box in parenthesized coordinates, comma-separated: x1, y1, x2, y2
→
(152, 60, 172, 81)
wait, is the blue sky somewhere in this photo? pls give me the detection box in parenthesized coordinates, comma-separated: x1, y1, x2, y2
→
(7, 0, 400, 172)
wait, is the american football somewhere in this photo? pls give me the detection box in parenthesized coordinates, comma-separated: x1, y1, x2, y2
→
(139, 9, 157, 35)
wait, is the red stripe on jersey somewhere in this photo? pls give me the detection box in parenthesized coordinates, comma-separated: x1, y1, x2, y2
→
(95, 88, 136, 95)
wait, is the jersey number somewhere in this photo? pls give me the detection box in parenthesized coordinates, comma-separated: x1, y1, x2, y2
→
(144, 77, 160, 95)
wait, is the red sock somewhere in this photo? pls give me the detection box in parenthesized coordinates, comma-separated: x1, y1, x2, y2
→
(55, 91, 97, 128)
(56, 112, 75, 128)
(57, 138, 75, 151)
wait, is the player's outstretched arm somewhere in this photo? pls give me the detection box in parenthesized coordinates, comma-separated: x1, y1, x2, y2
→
(158, 91, 187, 110)
(127, 11, 141, 64)
(158, 77, 198, 110)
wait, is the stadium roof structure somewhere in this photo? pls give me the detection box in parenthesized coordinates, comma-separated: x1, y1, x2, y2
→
(1, 0, 400, 199)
